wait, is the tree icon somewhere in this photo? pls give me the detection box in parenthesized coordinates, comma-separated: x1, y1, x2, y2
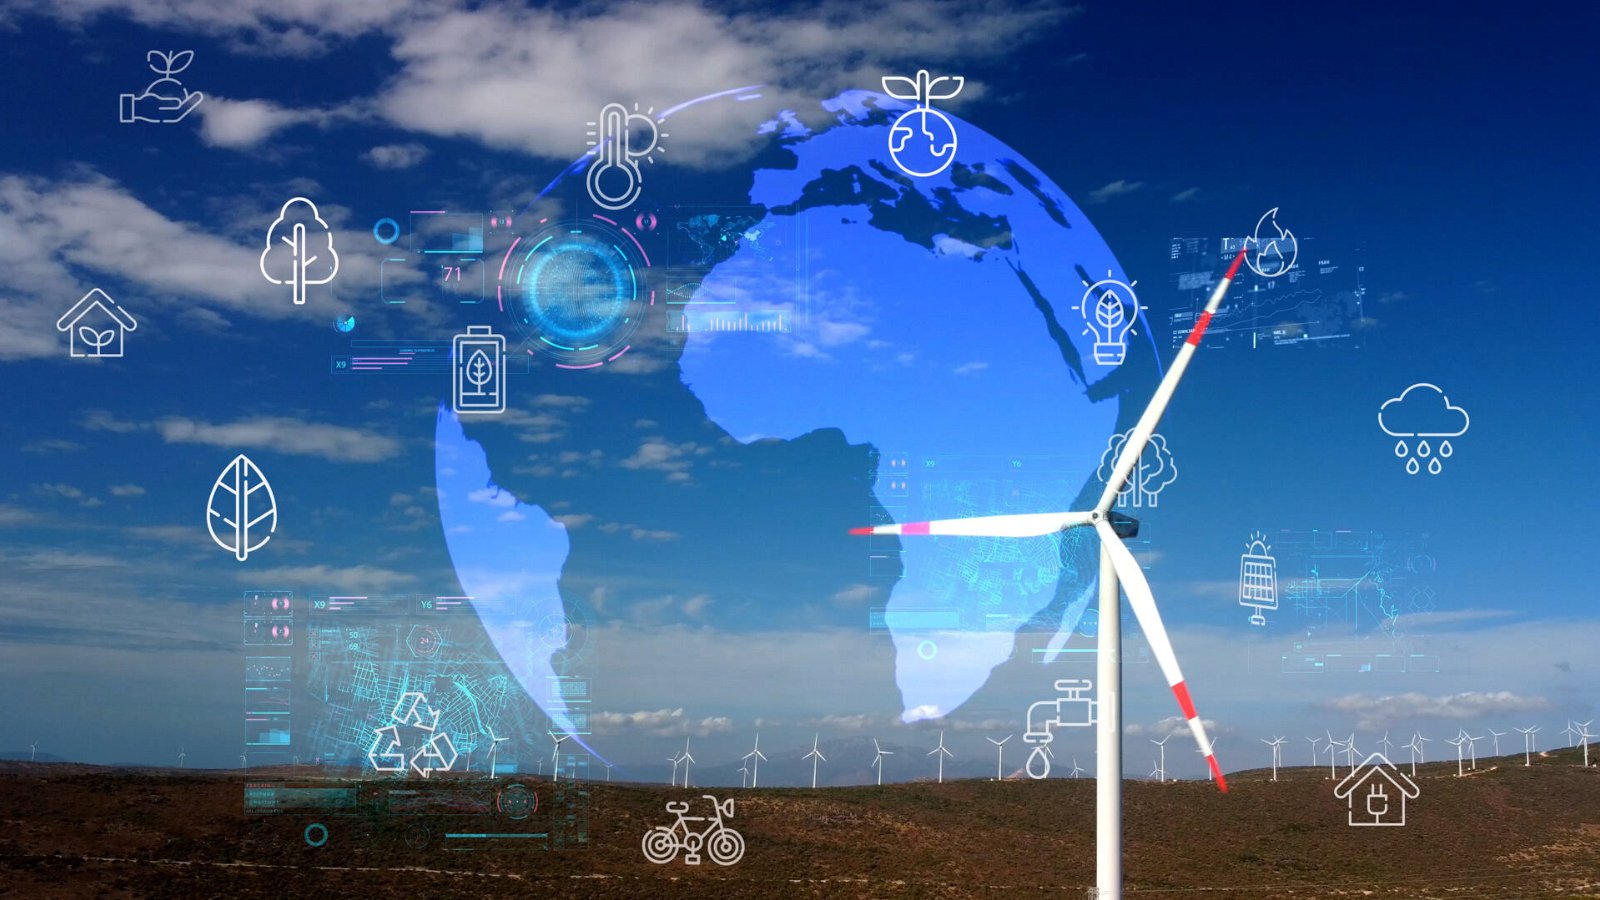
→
(1097, 429, 1178, 508)
(259, 197, 339, 305)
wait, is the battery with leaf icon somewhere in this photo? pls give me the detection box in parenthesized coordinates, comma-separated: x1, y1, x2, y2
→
(452, 325, 505, 414)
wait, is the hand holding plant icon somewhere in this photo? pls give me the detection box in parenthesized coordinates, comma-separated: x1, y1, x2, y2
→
(120, 50, 204, 124)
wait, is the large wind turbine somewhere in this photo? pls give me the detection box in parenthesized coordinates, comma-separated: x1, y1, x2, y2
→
(871, 739, 892, 785)
(851, 247, 1249, 899)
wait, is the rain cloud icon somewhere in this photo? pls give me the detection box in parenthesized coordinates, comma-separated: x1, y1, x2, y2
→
(1378, 383, 1469, 475)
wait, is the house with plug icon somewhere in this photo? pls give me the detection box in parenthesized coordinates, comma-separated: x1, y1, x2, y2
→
(1335, 752, 1419, 826)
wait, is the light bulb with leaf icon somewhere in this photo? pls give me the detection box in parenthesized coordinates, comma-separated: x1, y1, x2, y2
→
(1078, 271, 1143, 366)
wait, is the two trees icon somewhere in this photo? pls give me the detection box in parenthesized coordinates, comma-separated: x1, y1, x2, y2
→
(259, 197, 339, 305)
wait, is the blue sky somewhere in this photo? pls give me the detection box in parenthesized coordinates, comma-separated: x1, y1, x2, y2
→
(0, 1, 1596, 783)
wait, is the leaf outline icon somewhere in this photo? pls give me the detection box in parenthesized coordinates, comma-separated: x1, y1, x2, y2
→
(206, 454, 277, 561)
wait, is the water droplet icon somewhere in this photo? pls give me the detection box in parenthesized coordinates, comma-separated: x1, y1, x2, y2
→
(1394, 440, 1409, 458)
(1417, 439, 1432, 458)
(1440, 440, 1453, 458)
(1405, 457, 1420, 475)
(1427, 457, 1442, 475)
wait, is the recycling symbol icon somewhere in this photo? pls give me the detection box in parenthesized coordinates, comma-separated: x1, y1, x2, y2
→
(368, 691, 458, 778)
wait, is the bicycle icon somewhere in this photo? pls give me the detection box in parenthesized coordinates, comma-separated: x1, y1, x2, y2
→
(641, 795, 745, 866)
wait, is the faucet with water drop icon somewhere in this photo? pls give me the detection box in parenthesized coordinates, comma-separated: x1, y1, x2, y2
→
(1378, 383, 1470, 476)
(1022, 678, 1098, 779)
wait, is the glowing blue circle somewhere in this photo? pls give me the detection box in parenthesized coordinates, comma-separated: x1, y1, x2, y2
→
(304, 822, 329, 847)
(373, 217, 400, 245)
(505, 219, 647, 366)
(917, 639, 938, 660)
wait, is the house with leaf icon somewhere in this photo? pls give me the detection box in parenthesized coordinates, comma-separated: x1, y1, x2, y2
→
(57, 289, 138, 358)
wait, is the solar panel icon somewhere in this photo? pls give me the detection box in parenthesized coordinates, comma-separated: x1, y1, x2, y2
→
(1239, 531, 1278, 626)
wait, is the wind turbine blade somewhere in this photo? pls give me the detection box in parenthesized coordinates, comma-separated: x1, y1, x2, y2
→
(1094, 248, 1248, 513)
(850, 510, 1092, 538)
(1096, 518, 1226, 792)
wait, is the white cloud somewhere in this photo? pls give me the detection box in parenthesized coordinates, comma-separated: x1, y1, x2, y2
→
(84, 411, 403, 463)
(108, 484, 146, 497)
(619, 439, 706, 481)
(361, 142, 431, 169)
(953, 361, 989, 376)
(1125, 716, 1221, 740)
(591, 707, 734, 737)
(1317, 691, 1552, 731)
(0, 171, 405, 360)
(241, 563, 416, 592)
(1170, 187, 1201, 203)
(197, 96, 339, 148)
(1087, 179, 1144, 203)
(38, 1, 1076, 163)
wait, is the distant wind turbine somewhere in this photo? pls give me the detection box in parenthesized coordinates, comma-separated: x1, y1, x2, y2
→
(604, 762, 613, 782)
(551, 733, 570, 783)
(1324, 733, 1345, 779)
(487, 731, 509, 779)
(804, 733, 826, 788)
(1151, 735, 1171, 784)
(239, 751, 247, 769)
(987, 735, 1012, 781)
(743, 733, 767, 788)
(1262, 736, 1286, 782)
(1305, 735, 1321, 768)
(1069, 757, 1084, 779)
(1464, 731, 1481, 769)
(1563, 720, 1579, 749)
(30, 742, 38, 763)
(1578, 721, 1595, 767)
(871, 739, 892, 786)
(927, 730, 953, 784)
(668, 754, 680, 786)
(1514, 725, 1539, 766)
(1404, 733, 1423, 777)
(1488, 727, 1506, 757)
(1446, 734, 1466, 777)
(1378, 731, 1393, 759)
(679, 737, 696, 787)
(738, 764, 749, 788)
(178, 748, 186, 769)
(1195, 736, 1222, 781)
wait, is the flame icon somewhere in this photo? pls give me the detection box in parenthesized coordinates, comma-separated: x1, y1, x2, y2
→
(1244, 207, 1298, 279)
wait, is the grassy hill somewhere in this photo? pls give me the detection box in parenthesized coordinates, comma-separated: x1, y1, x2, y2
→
(1, 749, 1597, 898)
